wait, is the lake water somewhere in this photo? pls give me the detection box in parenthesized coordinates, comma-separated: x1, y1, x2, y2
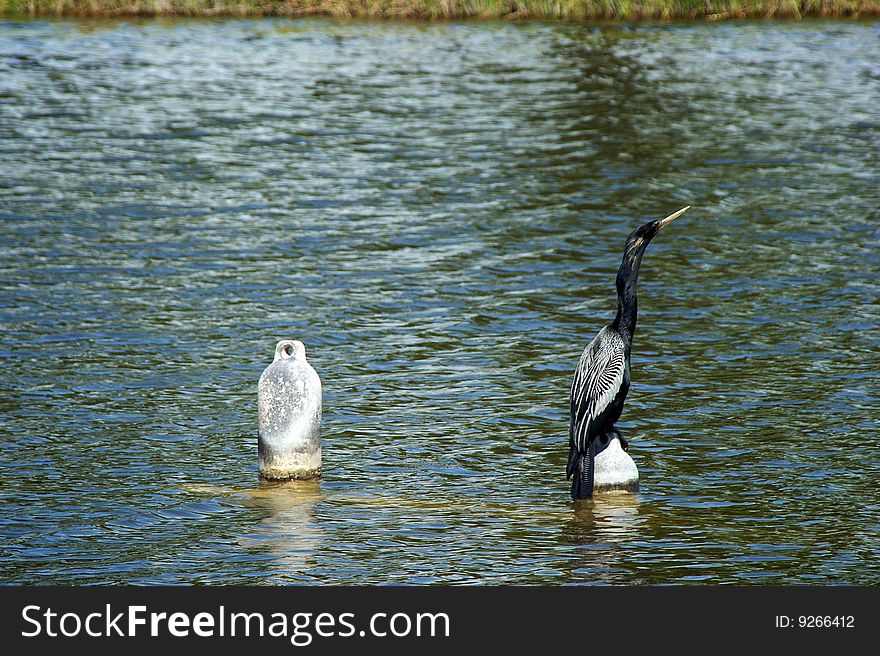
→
(1, 17, 878, 584)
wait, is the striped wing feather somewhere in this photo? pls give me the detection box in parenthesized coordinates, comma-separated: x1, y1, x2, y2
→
(570, 328, 627, 453)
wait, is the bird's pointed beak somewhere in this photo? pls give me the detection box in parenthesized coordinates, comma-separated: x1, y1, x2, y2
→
(655, 206, 690, 232)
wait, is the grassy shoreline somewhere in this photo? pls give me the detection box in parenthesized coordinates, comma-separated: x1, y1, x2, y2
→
(2, 0, 879, 20)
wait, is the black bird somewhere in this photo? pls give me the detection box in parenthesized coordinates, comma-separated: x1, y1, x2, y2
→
(568, 206, 690, 499)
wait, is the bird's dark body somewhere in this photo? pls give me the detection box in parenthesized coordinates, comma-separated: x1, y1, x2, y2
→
(600, 373, 630, 438)
(567, 329, 631, 498)
(567, 206, 688, 499)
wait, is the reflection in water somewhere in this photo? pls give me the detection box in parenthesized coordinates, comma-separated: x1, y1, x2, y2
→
(566, 494, 641, 544)
(561, 494, 643, 584)
(237, 480, 323, 582)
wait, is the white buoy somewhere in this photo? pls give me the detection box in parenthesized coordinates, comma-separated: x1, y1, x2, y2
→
(593, 435, 639, 493)
(257, 340, 322, 481)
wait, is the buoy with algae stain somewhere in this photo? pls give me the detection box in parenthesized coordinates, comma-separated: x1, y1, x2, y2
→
(257, 340, 322, 481)
(592, 433, 639, 493)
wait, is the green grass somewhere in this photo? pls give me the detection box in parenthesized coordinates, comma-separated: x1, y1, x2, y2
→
(0, 0, 878, 19)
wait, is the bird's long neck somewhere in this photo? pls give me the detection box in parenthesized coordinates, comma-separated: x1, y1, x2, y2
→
(612, 285, 637, 344)
(611, 249, 646, 345)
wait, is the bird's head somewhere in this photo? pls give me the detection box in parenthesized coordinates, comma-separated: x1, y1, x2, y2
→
(623, 205, 689, 259)
(274, 339, 306, 363)
(617, 206, 689, 293)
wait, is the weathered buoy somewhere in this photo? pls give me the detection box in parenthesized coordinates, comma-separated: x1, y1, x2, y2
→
(592, 434, 639, 493)
(257, 340, 322, 481)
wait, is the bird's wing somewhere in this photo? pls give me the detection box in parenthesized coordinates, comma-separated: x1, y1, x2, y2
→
(570, 328, 627, 454)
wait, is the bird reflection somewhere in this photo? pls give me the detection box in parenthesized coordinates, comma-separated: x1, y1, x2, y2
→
(237, 479, 324, 582)
(564, 493, 641, 542)
(560, 493, 644, 584)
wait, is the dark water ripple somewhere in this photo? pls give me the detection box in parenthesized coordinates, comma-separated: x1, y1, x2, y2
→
(1, 18, 879, 584)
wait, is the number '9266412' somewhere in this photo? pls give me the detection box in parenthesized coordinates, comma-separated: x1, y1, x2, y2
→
(775, 616, 854, 628)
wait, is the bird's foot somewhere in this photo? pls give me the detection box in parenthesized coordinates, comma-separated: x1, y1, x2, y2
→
(609, 428, 628, 451)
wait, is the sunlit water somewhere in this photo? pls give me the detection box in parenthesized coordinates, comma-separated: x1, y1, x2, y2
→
(1, 18, 878, 584)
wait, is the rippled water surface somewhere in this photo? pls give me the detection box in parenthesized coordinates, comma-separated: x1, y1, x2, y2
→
(1, 18, 879, 584)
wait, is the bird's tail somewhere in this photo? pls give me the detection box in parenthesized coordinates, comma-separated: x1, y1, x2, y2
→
(570, 441, 595, 500)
